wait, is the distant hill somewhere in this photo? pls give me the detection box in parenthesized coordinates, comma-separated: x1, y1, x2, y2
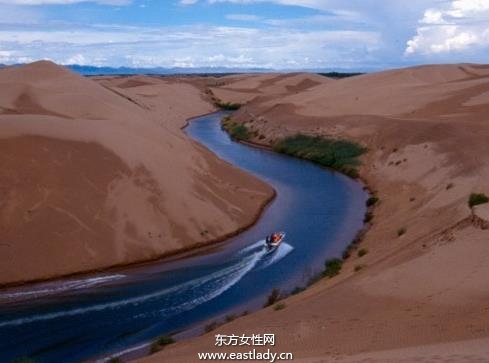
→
(0, 62, 366, 77)
(67, 64, 273, 76)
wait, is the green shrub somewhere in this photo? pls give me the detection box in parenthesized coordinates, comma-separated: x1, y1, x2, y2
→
(225, 314, 236, 323)
(468, 193, 489, 208)
(216, 101, 241, 110)
(273, 134, 366, 178)
(350, 236, 362, 246)
(397, 227, 406, 237)
(291, 286, 306, 295)
(354, 264, 365, 272)
(150, 335, 175, 354)
(323, 258, 343, 278)
(357, 248, 368, 257)
(156, 336, 175, 346)
(366, 196, 379, 207)
(221, 118, 250, 141)
(264, 288, 281, 307)
(363, 212, 373, 223)
(150, 341, 161, 354)
(204, 321, 220, 333)
(273, 303, 286, 311)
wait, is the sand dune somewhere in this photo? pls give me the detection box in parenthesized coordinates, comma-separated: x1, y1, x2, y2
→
(141, 64, 489, 362)
(0, 62, 273, 285)
(209, 72, 330, 105)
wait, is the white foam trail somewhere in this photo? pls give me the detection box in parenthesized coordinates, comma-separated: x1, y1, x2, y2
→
(237, 240, 265, 256)
(163, 251, 261, 316)
(93, 252, 262, 363)
(0, 253, 261, 328)
(95, 342, 150, 363)
(0, 275, 126, 302)
(257, 243, 294, 271)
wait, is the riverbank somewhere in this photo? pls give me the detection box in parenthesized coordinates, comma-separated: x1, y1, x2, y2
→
(140, 67, 489, 362)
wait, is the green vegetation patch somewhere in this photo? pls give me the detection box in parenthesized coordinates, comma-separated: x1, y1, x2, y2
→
(291, 286, 306, 295)
(363, 212, 373, 223)
(264, 288, 281, 307)
(366, 196, 379, 207)
(221, 118, 251, 141)
(397, 227, 407, 237)
(318, 72, 364, 79)
(468, 193, 489, 208)
(323, 258, 343, 278)
(205, 321, 220, 333)
(150, 335, 175, 354)
(357, 248, 368, 257)
(273, 303, 286, 311)
(273, 134, 366, 178)
(216, 101, 241, 110)
(354, 264, 365, 272)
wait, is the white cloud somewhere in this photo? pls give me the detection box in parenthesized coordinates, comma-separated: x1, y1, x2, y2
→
(0, 0, 131, 5)
(5, 0, 485, 69)
(0, 3, 43, 23)
(64, 53, 88, 64)
(263, 11, 362, 27)
(406, 0, 489, 55)
(225, 13, 262, 21)
(0, 23, 381, 69)
(206, 0, 333, 11)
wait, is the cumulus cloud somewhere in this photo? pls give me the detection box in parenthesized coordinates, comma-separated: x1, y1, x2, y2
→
(4, 0, 486, 69)
(406, 0, 489, 55)
(0, 23, 380, 69)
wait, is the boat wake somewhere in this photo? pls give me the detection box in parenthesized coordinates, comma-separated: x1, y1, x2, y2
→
(0, 274, 126, 303)
(257, 242, 294, 270)
(0, 239, 293, 329)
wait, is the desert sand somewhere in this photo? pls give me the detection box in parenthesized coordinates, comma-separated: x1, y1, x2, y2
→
(0, 61, 273, 285)
(140, 64, 489, 362)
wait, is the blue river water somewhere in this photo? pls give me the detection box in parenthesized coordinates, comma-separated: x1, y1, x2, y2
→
(0, 112, 367, 363)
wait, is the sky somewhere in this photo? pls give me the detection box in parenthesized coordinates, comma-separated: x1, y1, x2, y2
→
(0, 0, 488, 70)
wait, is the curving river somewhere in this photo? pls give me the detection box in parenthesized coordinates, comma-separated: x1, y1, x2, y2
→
(0, 112, 367, 363)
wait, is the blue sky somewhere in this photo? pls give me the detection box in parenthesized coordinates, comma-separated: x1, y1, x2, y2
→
(0, 0, 488, 70)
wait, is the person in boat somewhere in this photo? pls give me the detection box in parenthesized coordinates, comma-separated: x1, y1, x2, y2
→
(266, 233, 276, 246)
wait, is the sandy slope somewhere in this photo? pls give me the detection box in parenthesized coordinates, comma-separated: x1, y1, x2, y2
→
(209, 72, 330, 104)
(0, 62, 273, 285)
(141, 65, 489, 362)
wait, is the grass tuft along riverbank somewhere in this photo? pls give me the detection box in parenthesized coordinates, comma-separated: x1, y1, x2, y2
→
(221, 117, 251, 141)
(221, 117, 366, 178)
(273, 134, 366, 178)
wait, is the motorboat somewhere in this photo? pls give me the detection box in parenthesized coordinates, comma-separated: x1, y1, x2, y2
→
(265, 231, 286, 252)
